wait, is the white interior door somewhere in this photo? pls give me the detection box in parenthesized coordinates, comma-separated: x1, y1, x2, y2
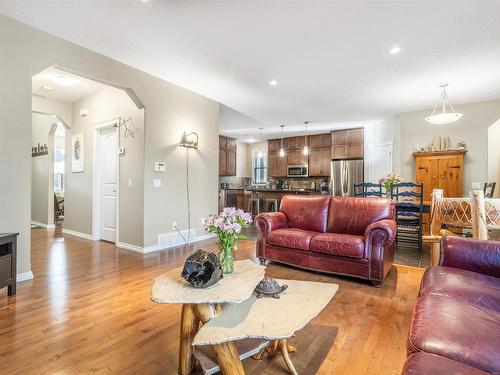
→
(369, 142, 394, 183)
(99, 127, 118, 242)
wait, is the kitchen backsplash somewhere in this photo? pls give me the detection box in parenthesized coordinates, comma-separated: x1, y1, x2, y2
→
(218, 176, 329, 190)
(269, 177, 330, 190)
(219, 176, 251, 188)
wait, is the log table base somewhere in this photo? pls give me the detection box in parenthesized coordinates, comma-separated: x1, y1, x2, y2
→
(252, 339, 298, 375)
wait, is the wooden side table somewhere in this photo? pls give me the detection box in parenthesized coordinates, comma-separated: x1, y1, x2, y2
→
(0, 233, 18, 296)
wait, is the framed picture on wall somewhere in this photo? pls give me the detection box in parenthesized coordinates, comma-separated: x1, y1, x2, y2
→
(71, 133, 84, 173)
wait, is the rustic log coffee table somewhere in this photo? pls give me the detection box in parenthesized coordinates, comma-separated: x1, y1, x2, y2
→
(152, 259, 338, 375)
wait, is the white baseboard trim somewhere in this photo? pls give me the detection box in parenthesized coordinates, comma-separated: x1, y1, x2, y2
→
(140, 233, 217, 254)
(17, 271, 34, 282)
(31, 221, 55, 230)
(116, 242, 144, 253)
(62, 228, 93, 240)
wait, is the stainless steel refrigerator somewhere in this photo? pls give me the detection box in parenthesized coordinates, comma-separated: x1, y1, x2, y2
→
(331, 159, 364, 196)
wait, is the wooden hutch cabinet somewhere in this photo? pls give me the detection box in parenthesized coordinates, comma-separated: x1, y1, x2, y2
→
(219, 136, 236, 176)
(331, 128, 364, 159)
(413, 150, 467, 201)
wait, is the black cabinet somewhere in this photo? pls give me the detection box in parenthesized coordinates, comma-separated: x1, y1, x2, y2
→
(0, 233, 18, 296)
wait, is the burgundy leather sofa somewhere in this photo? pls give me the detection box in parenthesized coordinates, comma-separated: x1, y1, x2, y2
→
(402, 236, 500, 375)
(254, 195, 397, 286)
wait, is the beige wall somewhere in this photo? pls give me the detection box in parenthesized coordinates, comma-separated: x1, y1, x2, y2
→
(488, 119, 500, 197)
(0, 15, 219, 275)
(397, 98, 500, 195)
(32, 95, 72, 127)
(66, 87, 145, 247)
(31, 113, 54, 225)
(236, 141, 250, 177)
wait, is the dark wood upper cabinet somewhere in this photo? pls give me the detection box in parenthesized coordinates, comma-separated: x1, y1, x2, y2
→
(287, 136, 305, 150)
(346, 129, 363, 144)
(309, 133, 332, 148)
(309, 145, 333, 176)
(267, 132, 332, 177)
(219, 136, 237, 176)
(332, 131, 347, 145)
(331, 128, 364, 160)
(268, 152, 288, 177)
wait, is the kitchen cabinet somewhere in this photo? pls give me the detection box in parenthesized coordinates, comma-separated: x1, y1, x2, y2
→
(308, 147, 332, 176)
(286, 150, 307, 166)
(219, 136, 236, 176)
(309, 133, 332, 148)
(287, 136, 305, 150)
(414, 150, 466, 201)
(331, 128, 364, 159)
(267, 133, 331, 177)
(268, 139, 288, 153)
(346, 129, 363, 144)
(308, 134, 332, 177)
(268, 152, 288, 177)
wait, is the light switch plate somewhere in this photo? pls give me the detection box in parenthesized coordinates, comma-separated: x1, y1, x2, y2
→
(153, 178, 162, 188)
(119, 147, 125, 155)
(471, 182, 481, 189)
(128, 178, 132, 187)
(154, 162, 166, 172)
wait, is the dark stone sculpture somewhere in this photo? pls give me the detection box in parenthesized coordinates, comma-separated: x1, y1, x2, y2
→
(181, 250, 223, 288)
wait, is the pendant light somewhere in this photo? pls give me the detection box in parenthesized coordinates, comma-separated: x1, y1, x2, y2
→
(425, 83, 463, 125)
(302, 121, 309, 156)
(279, 125, 286, 157)
(257, 128, 264, 158)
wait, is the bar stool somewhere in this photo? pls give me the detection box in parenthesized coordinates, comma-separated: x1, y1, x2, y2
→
(265, 198, 279, 212)
(248, 197, 260, 216)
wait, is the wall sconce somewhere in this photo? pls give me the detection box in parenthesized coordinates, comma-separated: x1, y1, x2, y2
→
(180, 131, 199, 149)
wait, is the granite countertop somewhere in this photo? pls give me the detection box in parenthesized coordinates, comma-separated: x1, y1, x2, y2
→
(244, 187, 321, 193)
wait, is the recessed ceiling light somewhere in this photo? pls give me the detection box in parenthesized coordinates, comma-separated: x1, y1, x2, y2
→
(42, 85, 53, 91)
(269, 80, 278, 86)
(50, 74, 79, 87)
(389, 46, 401, 55)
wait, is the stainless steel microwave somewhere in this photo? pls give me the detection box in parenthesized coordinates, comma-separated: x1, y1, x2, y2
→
(287, 165, 308, 177)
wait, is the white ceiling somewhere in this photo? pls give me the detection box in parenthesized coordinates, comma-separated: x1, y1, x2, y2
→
(32, 67, 108, 103)
(4, 1, 500, 139)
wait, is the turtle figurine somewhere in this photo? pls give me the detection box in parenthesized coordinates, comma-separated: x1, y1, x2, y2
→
(254, 277, 288, 299)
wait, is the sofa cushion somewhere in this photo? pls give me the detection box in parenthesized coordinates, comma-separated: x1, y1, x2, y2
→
(279, 195, 331, 233)
(327, 196, 394, 235)
(408, 294, 500, 374)
(310, 233, 365, 259)
(402, 353, 491, 375)
(267, 228, 319, 251)
(419, 266, 500, 312)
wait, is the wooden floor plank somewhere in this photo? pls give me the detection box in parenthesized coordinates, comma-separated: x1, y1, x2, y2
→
(0, 227, 423, 375)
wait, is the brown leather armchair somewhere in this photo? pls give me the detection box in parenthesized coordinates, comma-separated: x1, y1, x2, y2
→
(255, 195, 397, 286)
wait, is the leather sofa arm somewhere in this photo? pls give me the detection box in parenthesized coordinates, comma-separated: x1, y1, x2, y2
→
(254, 212, 288, 234)
(439, 236, 500, 278)
(364, 219, 397, 247)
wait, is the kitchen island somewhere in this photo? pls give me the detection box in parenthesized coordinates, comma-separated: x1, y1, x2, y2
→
(245, 187, 326, 213)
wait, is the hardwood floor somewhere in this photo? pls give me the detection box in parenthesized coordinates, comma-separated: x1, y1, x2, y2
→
(0, 227, 424, 375)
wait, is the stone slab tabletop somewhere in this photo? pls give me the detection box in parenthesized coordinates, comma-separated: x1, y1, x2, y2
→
(151, 259, 265, 305)
(192, 279, 339, 346)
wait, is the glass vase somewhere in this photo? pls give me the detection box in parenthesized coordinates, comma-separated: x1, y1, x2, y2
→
(219, 243, 235, 274)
